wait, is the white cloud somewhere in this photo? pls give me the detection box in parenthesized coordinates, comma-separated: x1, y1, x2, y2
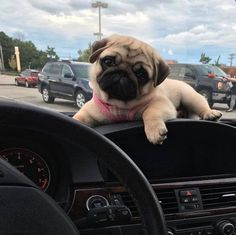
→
(167, 49, 174, 55)
(1, 0, 236, 64)
(232, 25, 236, 31)
(189, 25, 207, 34)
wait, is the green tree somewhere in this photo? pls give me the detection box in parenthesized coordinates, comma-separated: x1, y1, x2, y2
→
(46, 46, 59, 60)
(78, 43, 92, 62)
(0, 31, 59, 70)
(214, 55, 221, 67)
(0, 32, 14, 69)
(13, 39, 40, 69)
(8, 55, 17, 70)
(37, 50, 49, 68)
(200, 53, 212, 64)
(13, 32, 25, 41)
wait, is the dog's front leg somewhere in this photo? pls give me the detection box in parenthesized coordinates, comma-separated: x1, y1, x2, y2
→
(142, 100, 177, 144)
(73, 109, 96, 127)
(73, 101, 101, 127)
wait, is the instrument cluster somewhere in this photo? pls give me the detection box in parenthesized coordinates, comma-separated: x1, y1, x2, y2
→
(0, 147, 51, 191)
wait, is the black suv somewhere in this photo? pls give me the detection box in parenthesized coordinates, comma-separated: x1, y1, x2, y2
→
(38, 61, 92, 108)
(168, 64, 231, 107)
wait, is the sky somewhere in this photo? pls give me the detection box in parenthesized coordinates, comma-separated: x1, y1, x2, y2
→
(1, 0, 236, 65)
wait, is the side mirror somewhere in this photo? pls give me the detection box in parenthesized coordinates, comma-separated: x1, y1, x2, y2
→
(64, 73, 74, 79)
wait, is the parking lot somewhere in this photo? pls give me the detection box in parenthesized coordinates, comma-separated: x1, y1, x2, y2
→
(0, 74, 235, 118)
(0, 74, 78, 113)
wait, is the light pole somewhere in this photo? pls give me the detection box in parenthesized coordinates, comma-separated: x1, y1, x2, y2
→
(14, 46, 21, 73)
(91, 1, 108, 40)
(0, 43, 5, 72)
(228, 53, 236, 67)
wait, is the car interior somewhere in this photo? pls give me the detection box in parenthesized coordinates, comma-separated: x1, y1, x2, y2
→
(1, 98, 236, 235)
(1, 1, 236, 235)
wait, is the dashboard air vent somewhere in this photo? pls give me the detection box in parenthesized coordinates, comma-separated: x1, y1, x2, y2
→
(116, 188, 178, 218)
(200, 183, 236, 210)
(118, 192, 140, 218)
(156, 189, 179, 214)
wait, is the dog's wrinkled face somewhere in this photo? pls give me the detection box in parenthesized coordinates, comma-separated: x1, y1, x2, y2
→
(89, 35, 170, 102)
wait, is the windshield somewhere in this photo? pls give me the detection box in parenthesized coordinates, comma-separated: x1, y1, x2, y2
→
(31, 72, 39, 77)
(0, 0, 236, 117)
(195, 65, 227, 77)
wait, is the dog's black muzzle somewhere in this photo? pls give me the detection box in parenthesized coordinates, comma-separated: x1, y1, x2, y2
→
(98, 71, 137, 101)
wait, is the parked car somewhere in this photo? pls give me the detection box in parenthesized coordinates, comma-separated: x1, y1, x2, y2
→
(168, 64, 232, 107)
(38, 61, 92, 108)
(15, 69, 39, 88)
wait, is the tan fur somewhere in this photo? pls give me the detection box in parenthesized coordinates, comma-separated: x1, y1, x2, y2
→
(73, 35, 222, 144)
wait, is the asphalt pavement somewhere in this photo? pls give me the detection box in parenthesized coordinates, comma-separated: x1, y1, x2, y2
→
(0, 73, 234, 118)
(0, 73, 78, 112)
(0, 74, 16, 85)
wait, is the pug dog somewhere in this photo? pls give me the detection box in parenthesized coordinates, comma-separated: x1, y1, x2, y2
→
(73, 34, 222, 144)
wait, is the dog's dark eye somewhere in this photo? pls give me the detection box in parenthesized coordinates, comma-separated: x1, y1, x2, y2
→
(134, 68, 149, 85)
(102, 56, 115, 67)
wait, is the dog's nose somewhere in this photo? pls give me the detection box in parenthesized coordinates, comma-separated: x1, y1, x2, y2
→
(99, 71, 137, 101)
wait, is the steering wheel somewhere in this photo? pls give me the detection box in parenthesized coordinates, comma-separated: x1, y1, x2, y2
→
(0, 98, 166, 235)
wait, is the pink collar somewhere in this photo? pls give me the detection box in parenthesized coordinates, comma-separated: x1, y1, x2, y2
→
(93, 93, 144, 122)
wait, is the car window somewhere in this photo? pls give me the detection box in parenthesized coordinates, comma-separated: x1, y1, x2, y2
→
(179, 66, 187, 77)
(195, 65, 227, 77)
(169, 65, 181, 76)
(21, 70, 28, 76)
(20, 71, 25, 77)
(50, 63, 62, 75)
(71, 64, 90, 79)
(184, 67, 194, 77)
(62, 65, 73, 77)
(211, 66, 227, 77)
(31, 72, 39, 77)
(42, 63, 51, 74)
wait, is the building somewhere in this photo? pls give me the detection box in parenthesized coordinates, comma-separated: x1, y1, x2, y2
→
(221, 66, 236, 77)
(165, 60, 178, 64)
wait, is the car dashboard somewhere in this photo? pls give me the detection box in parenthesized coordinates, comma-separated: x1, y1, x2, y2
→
(2, 116, 236, 235)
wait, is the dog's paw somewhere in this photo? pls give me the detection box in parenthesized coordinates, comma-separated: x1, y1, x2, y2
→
(201, 109, 222, 121)
(144, 119, 168, 144)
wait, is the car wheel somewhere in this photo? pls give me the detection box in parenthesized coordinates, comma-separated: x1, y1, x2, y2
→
(15, 80, 19, 86)
(75, 90, 87, 108)
(199, 89, 213, 107)
(42, 86, 55, 103)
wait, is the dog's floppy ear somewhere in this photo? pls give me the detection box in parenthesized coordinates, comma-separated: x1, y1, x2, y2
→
(89, 38, 109, 63)
(153, 58, 170, 87)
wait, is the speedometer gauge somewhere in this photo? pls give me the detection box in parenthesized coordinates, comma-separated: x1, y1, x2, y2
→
(0, 148, 50, 191)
